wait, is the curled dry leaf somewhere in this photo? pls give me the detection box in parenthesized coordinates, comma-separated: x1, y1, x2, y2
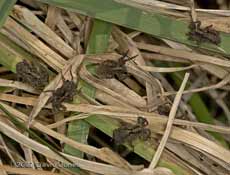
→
(112, 27, 166, 112)
(80, 64, 146, 108)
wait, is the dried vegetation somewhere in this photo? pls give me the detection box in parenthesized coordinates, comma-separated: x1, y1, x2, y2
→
(0, 0, 229, 175)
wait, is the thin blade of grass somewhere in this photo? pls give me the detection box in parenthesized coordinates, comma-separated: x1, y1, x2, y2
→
(149, 73, 190, 169)
(0, 0, 16, 28)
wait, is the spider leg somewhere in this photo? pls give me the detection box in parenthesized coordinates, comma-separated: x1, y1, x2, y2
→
(118, 49, 129, 64)
(126, 54, 138, 62)
(122, 49, 138, 63)
(60, 65, 75, 83)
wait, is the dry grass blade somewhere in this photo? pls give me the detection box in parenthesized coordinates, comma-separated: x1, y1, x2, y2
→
(126, 63, 163, 90)
(168, 127, 230, 164)
(45, 6, 59, 29)
(56, 13, 73, 45)
(163, 73, 230, 96)
(0, 163, 7, 175)
(0, 134, 16, 165)
(47, 113, 89, 129)
(190, 0, 197, 22)
(116, 0, 230, 16)
(3, 17, 66, 71)
(0, 165, 63, 175)
(0, 117, 68, 163)
(102, 78, 146, 108)
(95, 89, 139, 109)
(141, 51, 229, 79)
(139, 64, 197, 73)
(12, 5, 74, 58)
(137, 168, 174, 175)
(0, 102, 133, 170)
(137, 42, 230, 68)
(0, 78, 39, 94)
(149, 73, 190, 169)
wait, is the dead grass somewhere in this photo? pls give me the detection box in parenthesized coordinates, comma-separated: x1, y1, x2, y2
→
(0, 1, 229, 175)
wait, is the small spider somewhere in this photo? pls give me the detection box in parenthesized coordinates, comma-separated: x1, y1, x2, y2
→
(113, 116, 151, 146)
(155, 101, 172, 116)
(16, 59, 49, 90)
(96, 50, 138, 81)
(46, 71, 77, 113)
(187, 20, 221, 45)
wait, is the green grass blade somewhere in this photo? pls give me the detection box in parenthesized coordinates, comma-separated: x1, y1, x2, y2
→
(37, 0, 230, 55)
(64, 119, 89, 158)
(189, 94, 228, 148)
(171, 71, 228, 148)
(64, 19, 112, 163)
(0, 0, 16, 28)
(0, 33, 34, 72)
(86, 20, 112, 54)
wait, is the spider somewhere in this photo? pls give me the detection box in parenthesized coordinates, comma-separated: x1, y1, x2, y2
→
(16, 59, 49, 90)
(46, 71, 77, 113)
(187, 20, 221, 45)
(96, 50, 138, 81)
(113, 116, 151, 146)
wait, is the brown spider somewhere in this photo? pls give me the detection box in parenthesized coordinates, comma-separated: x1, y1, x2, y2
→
(16, 59, 49, 90)
(96, 50, 138, 81)
(46, 71, 77, 113)
(113, 116, 151, 146)
(187, 20, 221, 45)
